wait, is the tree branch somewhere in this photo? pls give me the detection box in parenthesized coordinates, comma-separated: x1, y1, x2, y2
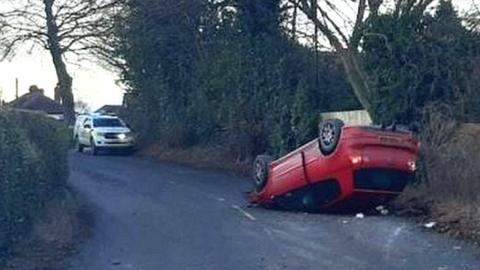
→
(350, 0, 367, 48)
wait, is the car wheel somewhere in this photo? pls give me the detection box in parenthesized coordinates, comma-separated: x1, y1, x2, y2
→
(75, 137, 84, 153)
(319, 119, 344, 155)
(253, 155, 273, 192)
(91, 138, 99, 156)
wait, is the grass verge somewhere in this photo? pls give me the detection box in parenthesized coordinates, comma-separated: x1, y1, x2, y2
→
(393, 190, 480, 245)
(140, 143, 252, 177)
(0, 188, 93, 270)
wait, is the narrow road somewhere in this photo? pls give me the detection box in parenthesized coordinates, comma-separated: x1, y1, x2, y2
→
(67, 152, 479, 270)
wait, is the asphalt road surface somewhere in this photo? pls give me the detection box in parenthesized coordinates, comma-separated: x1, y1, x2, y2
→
(67, 152, 480, 270)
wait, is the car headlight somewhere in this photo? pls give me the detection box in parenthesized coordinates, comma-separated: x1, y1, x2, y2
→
(118, 133, 127, 140)
(118, 133, 133, 140)
(95, 132, 105, 137)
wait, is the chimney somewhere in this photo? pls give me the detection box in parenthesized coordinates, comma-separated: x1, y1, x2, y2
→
(28, 85, 44, 95)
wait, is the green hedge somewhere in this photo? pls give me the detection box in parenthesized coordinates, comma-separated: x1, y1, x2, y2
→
(0, 109, 69, 255)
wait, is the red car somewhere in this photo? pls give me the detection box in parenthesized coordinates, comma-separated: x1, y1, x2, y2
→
(250, 119, 420, 211)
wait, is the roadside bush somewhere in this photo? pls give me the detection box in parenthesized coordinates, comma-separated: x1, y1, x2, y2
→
(397, 105, 480, 242)
(415, 105, 480, 203)
(0, 109, 69, 255)
(2, 110, 70, 201)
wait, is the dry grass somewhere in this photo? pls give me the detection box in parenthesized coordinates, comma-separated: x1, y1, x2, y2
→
(395, 190, 480, 244)
(1, 189, 93, 270)
(418, 123, 480, 203)
(394, 106, 480, 244)
(141, 143, 253, 177)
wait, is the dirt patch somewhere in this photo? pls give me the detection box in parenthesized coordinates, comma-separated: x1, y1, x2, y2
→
(392, 192, 480, 245)
(140, 143, 252, 177)
(0, 188, 93, 270)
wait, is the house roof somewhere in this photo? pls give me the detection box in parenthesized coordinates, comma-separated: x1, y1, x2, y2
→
(9, 92, 64, 115)
(95, 105, 123, 115)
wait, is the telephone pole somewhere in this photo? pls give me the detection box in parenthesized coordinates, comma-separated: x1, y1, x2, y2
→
(15, 78, 19, 99)
(312, 0, 320, 103)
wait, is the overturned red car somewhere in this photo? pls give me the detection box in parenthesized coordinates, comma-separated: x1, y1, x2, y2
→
(250, 119, 420, 211)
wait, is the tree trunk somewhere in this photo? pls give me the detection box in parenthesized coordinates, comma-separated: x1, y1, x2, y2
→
(44, 0, 75, 124)
(320, 36, 374, 114)
(291, 0, 298, 39)
(295, 1, 373, 114)
(338, 48, 373, 113)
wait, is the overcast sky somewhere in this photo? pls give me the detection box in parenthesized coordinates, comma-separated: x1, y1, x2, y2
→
(0, 50, 123, 111)
(0, 0, 476, 111)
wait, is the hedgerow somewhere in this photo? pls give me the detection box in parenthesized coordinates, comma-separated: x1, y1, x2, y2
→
(0, 109, 69, 255)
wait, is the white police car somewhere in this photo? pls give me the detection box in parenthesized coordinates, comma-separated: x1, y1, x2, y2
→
(73, 113, 135, 155)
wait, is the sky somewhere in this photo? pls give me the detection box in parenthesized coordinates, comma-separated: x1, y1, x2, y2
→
(0, 0, 476, 111)
(0, 51, 123, 111)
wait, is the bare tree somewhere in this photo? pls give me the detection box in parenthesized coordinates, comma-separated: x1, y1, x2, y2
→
(465, 0, 480, 30)
(289, 0, 436, 112)
(291, 0, 299, 39)
(74, 99, 91, 114)
(0, 0, 122, 123)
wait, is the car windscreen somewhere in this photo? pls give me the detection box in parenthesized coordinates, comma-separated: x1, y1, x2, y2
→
(93, 118, 124, 127)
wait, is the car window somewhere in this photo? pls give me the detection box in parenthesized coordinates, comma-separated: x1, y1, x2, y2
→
(93, 118, 125, 127)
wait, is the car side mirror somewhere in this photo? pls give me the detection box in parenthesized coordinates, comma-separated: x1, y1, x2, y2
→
(84, 124, 92, 129)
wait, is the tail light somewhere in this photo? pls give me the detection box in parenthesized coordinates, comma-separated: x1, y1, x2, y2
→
(408, 160, 417, 171)
(350, 156, 363, 165)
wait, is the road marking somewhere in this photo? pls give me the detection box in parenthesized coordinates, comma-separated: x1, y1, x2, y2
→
(263, 227, 272, 236)
(384, 225, 405, 260)
(232, 204, 256, 221)
(217, 197, 226, 202)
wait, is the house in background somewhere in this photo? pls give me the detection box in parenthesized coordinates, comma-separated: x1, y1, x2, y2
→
(8, 85, 65, 120)
(95, 105, 124, 115)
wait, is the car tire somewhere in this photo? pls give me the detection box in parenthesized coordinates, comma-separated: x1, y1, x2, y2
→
(75, 137, 84, 153)
(91, 138, 99, 156)
(319, 118, 344, 155)
(253, 155, 273, 192)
